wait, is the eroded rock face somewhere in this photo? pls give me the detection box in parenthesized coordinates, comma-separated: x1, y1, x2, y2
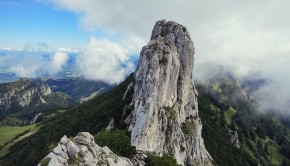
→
(30, 113, 43, 124)
(0, 78, 51, 112)
(38, 132, 135, 166)
(128, 20, 213, 166)
(106, 118, 115, 131)
(228, 130, 241, 148)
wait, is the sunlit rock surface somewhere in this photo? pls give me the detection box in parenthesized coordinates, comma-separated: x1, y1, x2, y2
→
(128, 20, 213, 166)
(38, 132, 135, 166)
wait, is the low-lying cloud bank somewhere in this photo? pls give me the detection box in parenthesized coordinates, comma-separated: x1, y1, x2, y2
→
(0, 49, 69, 78)
(0, 37, 141, 84)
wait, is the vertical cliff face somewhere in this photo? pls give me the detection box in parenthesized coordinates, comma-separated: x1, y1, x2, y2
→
(128, 20, 212, 165)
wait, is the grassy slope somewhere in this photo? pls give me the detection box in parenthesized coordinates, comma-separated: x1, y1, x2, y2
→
(224, 107, 237, 125)
(0, 125, 35, 146)
(80, 88, 104, 103)
(260, 137, 287, 165)
(269, 145, 285, 165)
(0, 74, 134, 166)
(0, 124, 40, 157)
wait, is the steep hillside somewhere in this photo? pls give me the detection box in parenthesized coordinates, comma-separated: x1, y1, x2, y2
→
(197, 76, 290, 166)
(0, 78, 51, 114)
(2, 73, 289, 166)
(0, 74, 134, 166)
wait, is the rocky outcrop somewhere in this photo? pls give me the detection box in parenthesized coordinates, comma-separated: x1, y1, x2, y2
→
(38, 132, 135, 166)
(30, 113, 43, 124)
(128, 20, 213, 165)
(228, 130, 241, 148)
(106, 118, 115, 131)
(0, 78, 52, 112)
(130, 150, 147, 166)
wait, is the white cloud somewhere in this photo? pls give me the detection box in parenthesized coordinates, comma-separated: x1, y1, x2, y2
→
(47, 0, 290, 114)
(0, 39, 136, 84)
(47, 0, 290, 75)
(8, 53, 45, 78)
(10, 65, 39, 78)
(0, 55, 15, 66)
(49, 51, 69, 75)
(57, 47, 80, 53)
(122, 36, 146, 55)
(77, 37, 134, 84)
(0, 49, 69, 78)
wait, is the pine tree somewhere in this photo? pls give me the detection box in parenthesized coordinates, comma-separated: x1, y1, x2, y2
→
(264, 143, 269, 155)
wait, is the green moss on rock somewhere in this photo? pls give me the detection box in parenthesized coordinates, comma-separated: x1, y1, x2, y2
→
(181, 121, 196, 136)
(39, 157, 51, 166)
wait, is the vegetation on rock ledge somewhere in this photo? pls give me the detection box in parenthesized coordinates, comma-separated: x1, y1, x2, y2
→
(146, 152, 182, 166)
(94, 129, 136, 157)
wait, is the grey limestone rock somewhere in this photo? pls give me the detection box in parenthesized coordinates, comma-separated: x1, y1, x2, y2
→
(106, 118, 115, 131)
(128, 20, 213, 166)
(30, 113, 43, 124)
(228, 130, 241, 148)
(38, 132, 135, 166)
(130, 150, 147, 166)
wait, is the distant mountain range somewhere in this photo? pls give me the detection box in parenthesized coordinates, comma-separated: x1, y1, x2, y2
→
(0, 77, 113, 125)
(33, 77, 113, 103)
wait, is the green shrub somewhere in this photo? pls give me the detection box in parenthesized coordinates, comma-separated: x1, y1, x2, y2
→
(146, 152, 182, 166)
(163, 106, 176, 118)
(39, 157, 51, 166)
(181, 121, 196, 136)
(68, 156, 82, 165)
(94, 129, 136, 157)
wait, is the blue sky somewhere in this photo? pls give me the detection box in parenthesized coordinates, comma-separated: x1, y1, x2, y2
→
(0, 0, 91, 49)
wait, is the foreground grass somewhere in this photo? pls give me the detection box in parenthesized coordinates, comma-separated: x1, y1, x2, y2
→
(0, 124, 39, 157)
(0, 125, 37, 146)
